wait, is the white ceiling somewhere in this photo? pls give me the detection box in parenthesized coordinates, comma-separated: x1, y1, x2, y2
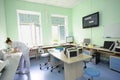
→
(23, 0, 83, 8)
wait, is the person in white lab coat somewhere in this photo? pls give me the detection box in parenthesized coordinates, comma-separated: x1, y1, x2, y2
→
(5, 37, 30, 74)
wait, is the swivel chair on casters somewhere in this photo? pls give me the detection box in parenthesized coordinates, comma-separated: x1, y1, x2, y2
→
(49, 47, 64, 73)
(38, 47, 50, 70)
(84, 67, 100, 80)
(83, 50, 92, 69)
(83, 50, 100, 80)
(49, 56, 63, 73)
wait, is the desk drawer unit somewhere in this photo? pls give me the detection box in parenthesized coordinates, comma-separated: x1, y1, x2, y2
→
(110, 56, 120, 72)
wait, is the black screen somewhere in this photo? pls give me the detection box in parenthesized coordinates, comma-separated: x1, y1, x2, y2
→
(70, 51, 77, 57)
(82, 12, 99, 28)
(103, 41, 115, 50)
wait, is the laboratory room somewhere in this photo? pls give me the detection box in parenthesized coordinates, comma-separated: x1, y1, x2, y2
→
(0, 0, 120, 80)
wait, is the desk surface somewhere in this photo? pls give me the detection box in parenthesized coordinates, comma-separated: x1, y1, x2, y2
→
(3, 52, 22, 60)
(48, 49, 91, 64)
(82, 46, 120, 54)
(30, 44, 75, 50)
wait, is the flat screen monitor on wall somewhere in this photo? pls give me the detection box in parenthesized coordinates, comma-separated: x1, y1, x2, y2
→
(82, 12, 99, 29)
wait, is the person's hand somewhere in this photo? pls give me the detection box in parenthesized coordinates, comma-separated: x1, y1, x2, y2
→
(8, 50, 19, 54)
(11, 50, 18, 53)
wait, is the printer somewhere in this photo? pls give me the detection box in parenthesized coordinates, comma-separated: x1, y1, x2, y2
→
(65, 47, 82, 58)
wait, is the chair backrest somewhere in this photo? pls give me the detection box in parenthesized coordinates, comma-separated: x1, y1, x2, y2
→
(83, 50, 91, 55)
(83, 50, 91, 62)
(38, 48, 44, 54)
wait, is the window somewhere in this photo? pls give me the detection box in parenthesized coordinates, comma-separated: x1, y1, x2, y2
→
(17, 10, 42, 47)
(51, 15, 68, 44)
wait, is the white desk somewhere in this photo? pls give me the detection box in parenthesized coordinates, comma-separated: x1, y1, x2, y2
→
(30, 44, 75, 58)
(82, 46, 120, 56)
(0, 52, 22, 80)
(48, 49, 91, 80)
(0, 60, 6, 74)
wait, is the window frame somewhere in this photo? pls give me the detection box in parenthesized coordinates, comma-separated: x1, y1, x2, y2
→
(17, 10, 43, 46)
(51, 14, 68, 44)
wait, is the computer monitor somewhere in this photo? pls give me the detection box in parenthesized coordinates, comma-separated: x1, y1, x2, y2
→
(83, 38, 90, 46)
(66, 36, 74, 43)
(103, 41, 115, 50)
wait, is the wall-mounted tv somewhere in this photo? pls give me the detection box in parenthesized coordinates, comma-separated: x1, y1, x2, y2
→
(82, 12, 99, 29)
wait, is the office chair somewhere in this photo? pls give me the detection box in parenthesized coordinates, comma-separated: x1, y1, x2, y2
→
(49, 47, 64, 73)
(38, 47, 50, 70)
(84, 67, 100, 80)
(49, 56, 63, 73)
(83, 50, 100, 80)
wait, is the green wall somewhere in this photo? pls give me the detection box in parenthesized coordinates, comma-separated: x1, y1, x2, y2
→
(4, 0, 72, 45)
(4, 0, 120, 46)
(72, 0, 120, 46)
(0, 0, 7, 49)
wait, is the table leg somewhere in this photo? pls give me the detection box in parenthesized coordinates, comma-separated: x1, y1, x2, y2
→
(64, 61, 84, 80)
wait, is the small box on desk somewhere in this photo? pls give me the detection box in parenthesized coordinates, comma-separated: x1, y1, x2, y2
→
(115, 47, 120, 52)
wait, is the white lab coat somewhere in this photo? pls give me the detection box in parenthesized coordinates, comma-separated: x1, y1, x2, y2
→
(12, 41, 29, 54)
(11, 41, 30, 70)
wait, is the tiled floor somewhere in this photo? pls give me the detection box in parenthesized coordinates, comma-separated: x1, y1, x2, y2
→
(14, 58, 120, 80)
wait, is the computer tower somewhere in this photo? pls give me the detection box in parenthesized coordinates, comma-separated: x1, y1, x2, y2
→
(92, 52, 100, 64)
